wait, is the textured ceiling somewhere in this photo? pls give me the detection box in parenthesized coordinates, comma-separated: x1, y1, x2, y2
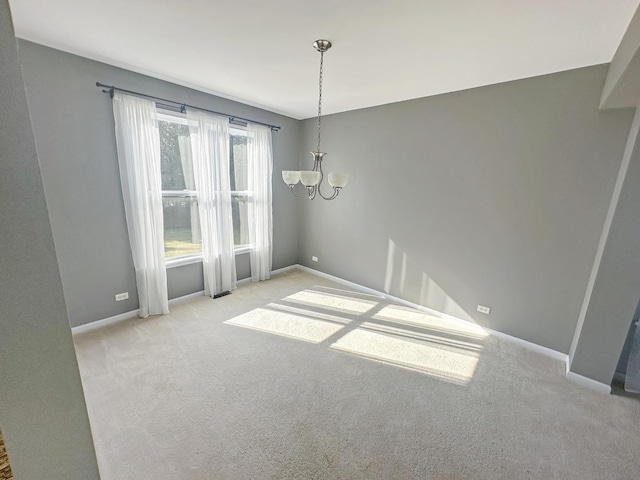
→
(8, 0, 640, 119)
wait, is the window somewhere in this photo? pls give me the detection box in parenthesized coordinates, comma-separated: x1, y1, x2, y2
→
(158, 112, 252, 261)
(230, 127, 251, 250)
(159, 112, 202, 260)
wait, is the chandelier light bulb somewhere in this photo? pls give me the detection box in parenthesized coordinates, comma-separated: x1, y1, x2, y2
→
(282, 170, 301, 186)
(328, 172, 349, 189)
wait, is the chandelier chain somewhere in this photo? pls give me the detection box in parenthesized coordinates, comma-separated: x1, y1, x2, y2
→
(317, 50, 324, 153)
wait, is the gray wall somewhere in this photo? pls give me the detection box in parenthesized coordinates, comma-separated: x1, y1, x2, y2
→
(0, 2, 100, 478)
(571, 126, 640, 383)
(297, 65, 634, 354)
(18, 41, 300, 327)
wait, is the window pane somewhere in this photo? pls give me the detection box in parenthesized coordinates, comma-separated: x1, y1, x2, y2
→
(232, 195, 250, 247)
(159, 115, 200, 259)
(230, 131, 249, 248)
(159, 119, 191, 191)
(230, 133, 248, 191)
(163, 197, 202, 258)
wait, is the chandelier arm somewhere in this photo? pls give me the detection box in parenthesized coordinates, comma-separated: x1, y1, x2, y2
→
(313, 155, 338, 200)
(289, 184, 312, 199)
(319, 188, 340, 200)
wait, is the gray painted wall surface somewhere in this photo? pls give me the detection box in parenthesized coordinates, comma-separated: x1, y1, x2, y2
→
(297, 65, 634, 354)
(0, 2, 100, 478)
(18, 41, 300, 327)
(571, 129, 640, 384)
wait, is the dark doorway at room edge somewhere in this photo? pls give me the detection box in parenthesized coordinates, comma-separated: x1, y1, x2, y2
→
(612, 299, 640, 396)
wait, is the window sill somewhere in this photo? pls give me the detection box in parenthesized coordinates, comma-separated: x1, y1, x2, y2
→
(234, 245, 253, 255)
(166, 254, 203, 269)
(166, 246, 254, 269)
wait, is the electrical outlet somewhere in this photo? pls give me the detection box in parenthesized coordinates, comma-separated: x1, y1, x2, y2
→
(312, 256, 318, 262)
(115, 292, 129, 302)
(477, 304, 491, 314)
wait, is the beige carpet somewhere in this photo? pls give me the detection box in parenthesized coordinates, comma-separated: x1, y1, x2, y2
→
(73, 269, 640, 479)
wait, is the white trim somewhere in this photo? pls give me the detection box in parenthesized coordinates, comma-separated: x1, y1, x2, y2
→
(157, 110, 188, 124)
(483, 326, 569, 363)
(72, 264, 572, 373)
(569, 107, 640, 365)
(565, 371, 612, 394)
(71, 290, 205, 335)
(237, 264, 299, 286)
(166, 245, 256, 268)
(72, 265, 300, 335)
(166, 254, 203, 268)
(294, 265, 569, 365)
(71, 309, 139, 335)
(234, 245, 253, 255)
(73, 263, 614, 394)
(270, 265, 299, 276)
(168, 290, 205, 306)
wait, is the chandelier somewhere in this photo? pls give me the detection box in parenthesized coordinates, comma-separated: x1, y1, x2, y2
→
(282, 40, 349, 200)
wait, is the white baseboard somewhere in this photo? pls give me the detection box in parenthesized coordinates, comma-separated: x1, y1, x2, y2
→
(72, 265, 300, 335)
(71, 290, 207, 335)
(294, 264, 570, 366)
(169, 290, 205, 306)
(71, 308, 139, 335)
(566, 370, 612, 394)
(271, 265, 299, 276)
(75, 263, 614, 394)
(237, 264, 298, 286)
(484, 326, 569, 363)
(295, 265, 619, 394)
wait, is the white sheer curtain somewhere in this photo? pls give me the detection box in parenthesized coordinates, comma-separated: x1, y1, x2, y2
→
(247, 124, 273, 282)
(187, 109, 237, 296)
(112, 93, 169, 317)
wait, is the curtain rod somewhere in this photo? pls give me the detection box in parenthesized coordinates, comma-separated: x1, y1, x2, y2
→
(95, 82, 281, 131)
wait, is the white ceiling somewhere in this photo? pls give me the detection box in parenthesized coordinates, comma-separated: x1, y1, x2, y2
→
(8, 0, 640, 119)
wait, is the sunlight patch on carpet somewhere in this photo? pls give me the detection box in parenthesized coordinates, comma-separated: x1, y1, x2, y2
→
(224, 307, 344, 343)
(284, 290, 379, 315)
(373, 305, 488, 339)
(331, 328, 479, 385)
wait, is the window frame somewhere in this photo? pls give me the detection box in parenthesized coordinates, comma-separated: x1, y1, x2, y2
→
(158, 111, 254, 268)
(229, 125, 254, 253)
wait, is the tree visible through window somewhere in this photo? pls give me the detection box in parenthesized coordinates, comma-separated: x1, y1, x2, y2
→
(230, 129, 250, 248)
(158, 112, 252, 260)
(159, 113, 202, 259)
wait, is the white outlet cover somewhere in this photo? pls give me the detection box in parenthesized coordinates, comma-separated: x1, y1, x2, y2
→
(477, 304, 491, 314)
(115, 292, 129, 301)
